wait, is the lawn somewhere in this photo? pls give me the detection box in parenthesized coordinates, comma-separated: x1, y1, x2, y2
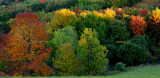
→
(3, 65, 160, 78)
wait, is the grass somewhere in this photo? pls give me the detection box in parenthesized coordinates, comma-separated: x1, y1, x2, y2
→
(2, 64, 160, 78)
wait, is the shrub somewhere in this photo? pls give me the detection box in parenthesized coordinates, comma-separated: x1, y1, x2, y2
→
(53, 43, 80, 76)
(78, 28, 108, 75)
(46, 9, 76, 34)
(115, 62, 126, 71)
(117, 42, 146, 66)
(139, 8, 149, 16)
(130, 15, 147, 35)
(130, 35, 148, 49)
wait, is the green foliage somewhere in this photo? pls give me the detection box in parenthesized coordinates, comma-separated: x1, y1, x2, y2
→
(117, 42, 146, 66)
(31, 3, 47, 11)
(103, 0, 113, 8)
(130, 35, 148, 49)
(78, 28, 108, 75)
(53, 43, 80, 76)
(36, 10, 53, 22)
(0, 60, 7, 73)
(0, 22, 10, 34)
(45, 0, 78, 12)
(73, 0, 105, 11)
(124, 7, 139, 16)
(106, 20, 129, 44)
(69, 13, 111, 44)
(126, 0, 143, 7)
(51, 26, 78, 49)
(115, 62, 126, 71)
(113, 0, 128, 8)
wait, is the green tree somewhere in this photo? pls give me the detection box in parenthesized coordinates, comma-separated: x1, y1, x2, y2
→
(53, 43, 81, 76)
(78, 28, 108, 75)
(51, 26, 78, 48)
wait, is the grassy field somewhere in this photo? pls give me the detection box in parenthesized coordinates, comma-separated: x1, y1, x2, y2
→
(2, 65, 160, 78)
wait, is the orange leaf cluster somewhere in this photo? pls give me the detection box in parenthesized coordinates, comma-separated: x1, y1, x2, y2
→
(130, 15, 147, 35)
(116, 8, 123, 16)
(4, 13, 54, 76)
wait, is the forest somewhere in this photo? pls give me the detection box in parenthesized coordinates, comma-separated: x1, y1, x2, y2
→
(0, 0, 160, 77)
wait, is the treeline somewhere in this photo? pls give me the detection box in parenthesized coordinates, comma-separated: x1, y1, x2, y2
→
(0, 0, 160, 76)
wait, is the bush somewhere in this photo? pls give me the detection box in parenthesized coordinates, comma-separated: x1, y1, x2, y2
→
(115, 62, 126, 71)
(46, 9, 76, 34)
(130, 15, 147, 35)
(130, 35, 148, 49)
(117, 42, 147, 66)
(78, 28, 108, 75)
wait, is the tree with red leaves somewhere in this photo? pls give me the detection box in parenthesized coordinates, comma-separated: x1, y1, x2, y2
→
(139, 8, 149, 16)
(3, 13, 54, 76)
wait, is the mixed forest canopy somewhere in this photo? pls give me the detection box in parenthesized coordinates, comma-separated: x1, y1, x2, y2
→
(0, 0, 160, 76)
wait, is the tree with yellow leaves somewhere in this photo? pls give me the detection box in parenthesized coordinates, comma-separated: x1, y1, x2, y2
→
(78, 28, 108, 75)
(53, 43, 81, 76)
(46, 9, 76, 34)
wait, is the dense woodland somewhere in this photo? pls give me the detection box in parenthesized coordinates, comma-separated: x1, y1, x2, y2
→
(0, 0, 160, 76)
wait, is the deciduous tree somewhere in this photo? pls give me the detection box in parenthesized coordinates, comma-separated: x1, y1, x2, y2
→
(78, 28, 108, 75)
(4, 13, 54, 76)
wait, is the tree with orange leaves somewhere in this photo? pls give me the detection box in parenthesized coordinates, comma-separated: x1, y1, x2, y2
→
(130, 15, 147, 35)
(3, 13, 54, 76)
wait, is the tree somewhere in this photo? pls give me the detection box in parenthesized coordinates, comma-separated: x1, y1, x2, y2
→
(3, 13, 54, 76)
(51, 26, 78, 48)
(78, 28, 108, 75)
(130, 15, 147, 35)
(46, 9, 76, 34)
(53, 43, 80, 76)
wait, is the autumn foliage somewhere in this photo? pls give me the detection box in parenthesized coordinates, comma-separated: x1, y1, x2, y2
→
(47, 9, 76, 34)
(104, 8, 116, 19)
(150, 7, 160, 24)
(139, 8, 149, 16)
(3, 13, 54, 76)
(130, 15, 147, 35)
(53, 43, 80, 76)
